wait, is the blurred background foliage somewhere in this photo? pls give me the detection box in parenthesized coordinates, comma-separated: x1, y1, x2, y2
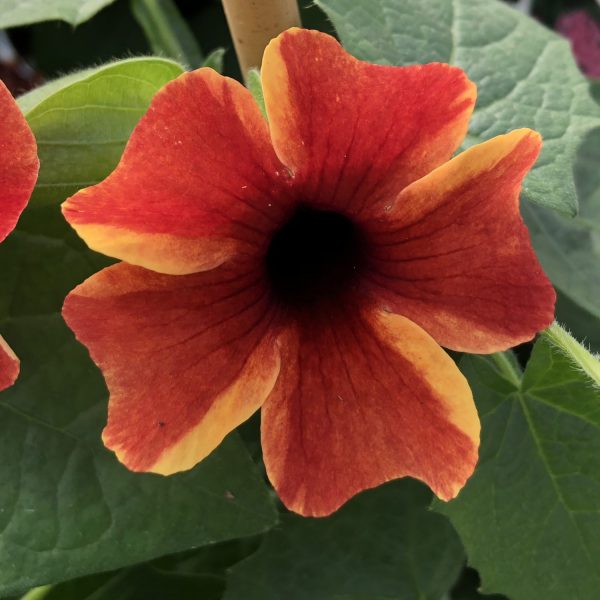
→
(1, 0, 598, 88)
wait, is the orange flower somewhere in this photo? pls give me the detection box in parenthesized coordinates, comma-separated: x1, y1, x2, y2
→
(0, 81, 39, 392)
(62, 29, 555, 517)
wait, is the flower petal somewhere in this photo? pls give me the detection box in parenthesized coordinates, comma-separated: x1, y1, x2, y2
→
(0, 336, 19, 393)
(261, 305, 479, 517)
(261, 28, 476, 217)
(0, 80, 39, 242)
(366, 129, 556, 353)
(62, 68, 294, 276)
(63, 261, 281, 473)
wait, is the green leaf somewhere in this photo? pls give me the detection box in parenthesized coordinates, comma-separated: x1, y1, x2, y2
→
(316, 0, 600, 216)
(20, 536, 262, 600)
(591, 80, 600, 105)
(130, 0, 204, 69)
(0, 0, 117, 27)
(17, 67, 98, 114)
(0, 58, 277, 595)
(202, 48, 226, 74)
(246, 69, 267, 120)
(17, 58, 181, 118)
(225, 480, 465, 600)
(523, 126, 600, 348)
(25, 568, 224, 600)
(434, 331, 600, 600)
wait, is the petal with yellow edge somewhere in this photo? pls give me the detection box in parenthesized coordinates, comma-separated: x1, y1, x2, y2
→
(62, 68, 295, 276)
(62, 261, 281, 473)
(0, 80, 38, 242)
(261, 303, 479, 517)
(0, 80, 38, 392)
(365, 129, 556, 354)
(261, 28, 476, 217)
(0, 337, 19, 393)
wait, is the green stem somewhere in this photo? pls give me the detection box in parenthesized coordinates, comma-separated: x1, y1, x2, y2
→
(131, 0, 204, 69)
(543, 322, 600, 387)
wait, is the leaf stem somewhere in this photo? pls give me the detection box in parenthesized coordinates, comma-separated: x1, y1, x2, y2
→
(221, 0, 301, 78)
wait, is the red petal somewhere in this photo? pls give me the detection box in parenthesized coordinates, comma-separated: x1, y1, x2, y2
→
(0, 336, 19, 392)
(365, 129, 556, 353)
(62, 68, 294, 275)
(261, 305, 479, 517)
(63, 261, 281, 473)
(261, 28, 476, 218)
(0, 80, 38, 242)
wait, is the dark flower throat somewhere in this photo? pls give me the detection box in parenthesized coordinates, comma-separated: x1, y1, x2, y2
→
(266, 206, 365, 306)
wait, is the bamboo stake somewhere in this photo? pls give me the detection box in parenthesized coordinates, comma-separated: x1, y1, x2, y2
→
(221, 0, 301, 77)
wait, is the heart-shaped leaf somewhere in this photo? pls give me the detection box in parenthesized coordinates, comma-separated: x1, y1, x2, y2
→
(435, 327, 600, 600)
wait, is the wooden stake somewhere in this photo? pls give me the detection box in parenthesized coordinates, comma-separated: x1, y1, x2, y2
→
(221, 0, 301, 77)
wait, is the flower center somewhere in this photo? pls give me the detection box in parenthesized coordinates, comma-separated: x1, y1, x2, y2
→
(266, 205, 364, 306)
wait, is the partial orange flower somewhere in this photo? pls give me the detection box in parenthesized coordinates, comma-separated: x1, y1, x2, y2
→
(61, 29, 555, 517)
(0, 80, 39, 392)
